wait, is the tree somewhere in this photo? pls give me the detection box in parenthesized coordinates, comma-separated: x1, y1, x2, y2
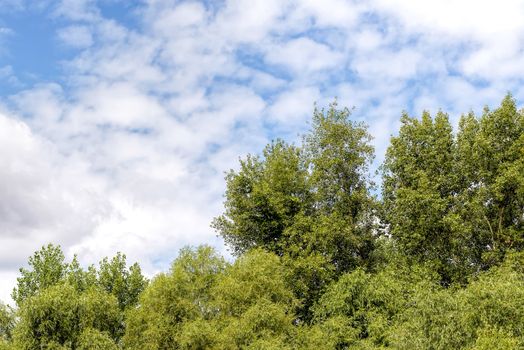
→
(382, 94, 524, 283)
(209, 249, 298, 349)
(12, 245, 147, 310)
(77, 328, 119, 350)
(304, 103, 374, 219)
(12, 284, 121, 349)
(382, 110, 462, 282)
(214, 102, 375, 262)
(12, 244, 68, 307)
(124, 246, 300, 349)
(312, 249, 439, 348)
(390, 252, 524, 349)
(213, 102, 377, 320)
(97, 253, 148, 311)
(212, 140, 310, 256)
(10, 244, 148, 348)
(300, 102, 376, 273)
(455, 95, 524, 266)
(0, 303, 14, 344)
(124, 245, 228, 349)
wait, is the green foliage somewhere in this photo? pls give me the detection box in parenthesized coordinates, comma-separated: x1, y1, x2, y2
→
(124, 245, 227, 349)
(98, 253, 147, 311)
(455, 95, 524, 265)
(389, 251, 524, 349)
(124, 246, 298, 349)
(312, 251, 439, 348)
(382, 110, 462, 281)
(13, 284, 121, 349)
(382, 94, 524, 283)
(8, 244, 147, 349)
(468, 328, 520, 350)
(0, 303, 14, 344)
(66, 256, 98, 293)
(214, 103, 376, 261)
(12, 244, 68, 307)
(12, 245, 147, 310)
(212, 140, 310, 256)
(304, 103, 374, 219)
(77, 328, 119, 350)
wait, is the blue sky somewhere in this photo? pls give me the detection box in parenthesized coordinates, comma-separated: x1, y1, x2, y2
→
(1, 0, 524, 303)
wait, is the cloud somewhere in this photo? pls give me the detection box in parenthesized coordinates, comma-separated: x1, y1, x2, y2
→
(0, 0, 24, 12)
(373, 0, 524, 82)
(212, 0, 292, 43)
(268, 86, 319, 128)
(0, 112, 111, 269)
(0, 65, 21, 87)
(294, 0, 361, 28)
(265, 37, 345, 77)
(0, 27, 13, 35)
(353, 48, 424, 81)
(374, 0, 524, 38)
(57, 25, 93, 48)
(52, 0, 101, 21)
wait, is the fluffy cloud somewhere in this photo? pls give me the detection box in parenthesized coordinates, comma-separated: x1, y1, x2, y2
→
(57, 25, 93, 48)
(374, 0, 524, 82)
(268, 86, 320, 128)
(0, 111, 111, 300)
(1, 0, 524, 304)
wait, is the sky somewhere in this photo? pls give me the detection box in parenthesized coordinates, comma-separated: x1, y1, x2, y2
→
(1, 0, 524, 303)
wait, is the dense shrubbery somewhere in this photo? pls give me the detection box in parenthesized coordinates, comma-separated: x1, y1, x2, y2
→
(2, 95, 524, 349)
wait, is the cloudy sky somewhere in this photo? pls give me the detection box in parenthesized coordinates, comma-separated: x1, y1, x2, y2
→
(1, 0, 524, 303)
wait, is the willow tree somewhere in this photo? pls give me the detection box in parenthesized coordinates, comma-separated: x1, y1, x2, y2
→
(9, 244, 148, 349)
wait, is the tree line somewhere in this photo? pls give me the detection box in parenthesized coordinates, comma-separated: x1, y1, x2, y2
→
(1, 94, 524, 349)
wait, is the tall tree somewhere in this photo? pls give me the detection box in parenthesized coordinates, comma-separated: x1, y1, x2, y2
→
(304, 103, 374, 219)
(213, 102, 377, 319)
(460, 95, 524, 263)
(213, 102, 376, 261)
(382, 110, 460, 282)
(301, 102, 376, 273)
(383, 94, 524, 283)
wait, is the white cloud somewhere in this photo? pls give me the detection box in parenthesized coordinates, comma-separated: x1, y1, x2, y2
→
(150, 1, 207, 35)
(353, 48, 423, 80)
(52, 0, 100, 21)
(0, 27, 13, 35)
(265, 37, 345, 75)
(0, 65, 21, 86)
(0, 112, 111, 271)
(373, 0, 524, 82)
(57, 25, 93, 48)
(72, 82, 166, 127)
(213, 0, 291, 43)
(269, 86, 319, 127)
(374, 0, 524, 38)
